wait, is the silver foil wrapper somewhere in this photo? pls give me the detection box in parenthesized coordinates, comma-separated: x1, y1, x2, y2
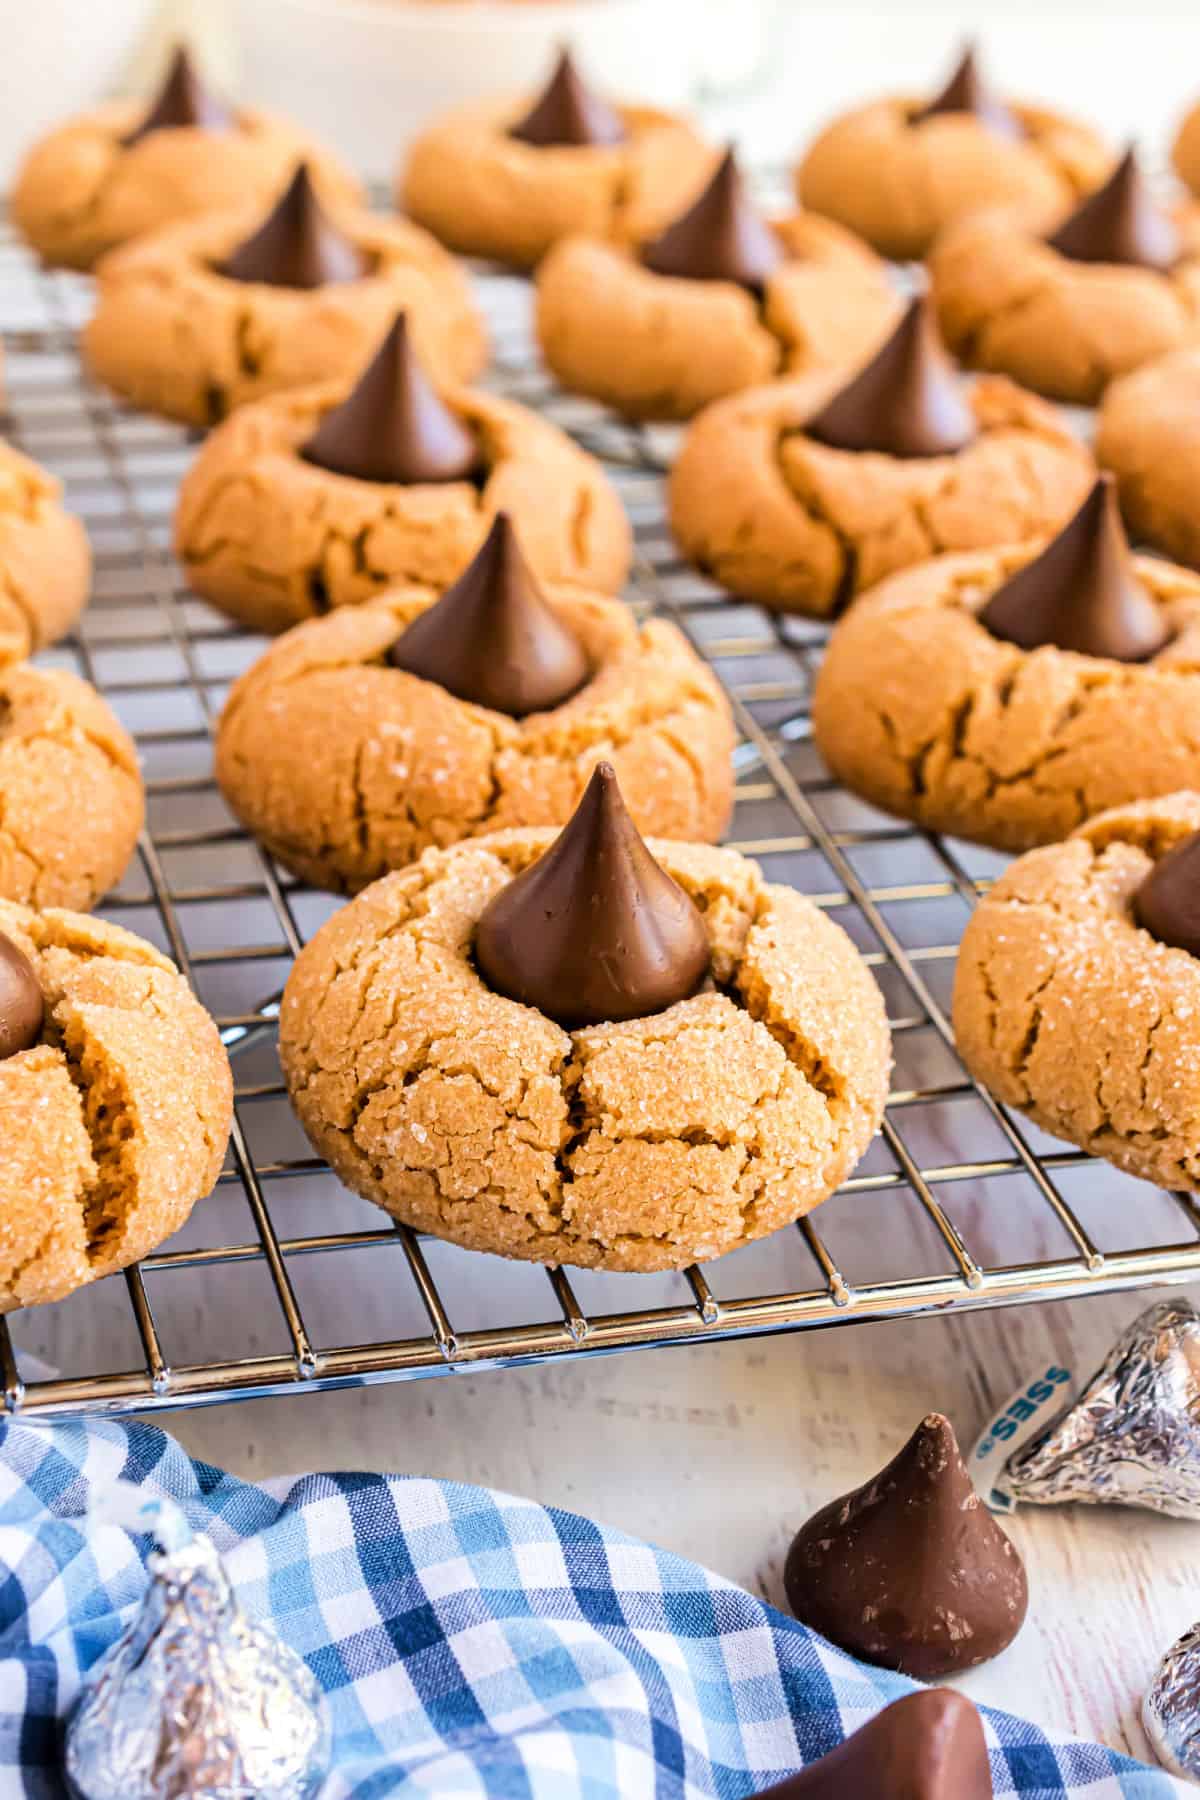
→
(997, 1299, 1200, 1519)
(65, 1492, 329, 1800)
(1144, 1619, 1200, 1784)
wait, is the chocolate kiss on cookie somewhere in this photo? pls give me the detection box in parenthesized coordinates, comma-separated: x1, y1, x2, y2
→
(912, 44, 1022, 142)
(0, 932, 43, 1061)
(981, 475, 1170, 661)
(641, 148, 785, 295)
(218, 164, 367, 290)
(509, 48, 626, 149)
(475, 761, 711, 1028)
(303, 314, 481, 485)
(1134, 832, 1200, 957)
(805, 296, 977, 459)
(1047, 147, 1179, 272)
(122, 45, 231, 147)
(748, 1691, 992, 1800)
(783, 1412, 1028, 1678)
(387, 513, 590, 715)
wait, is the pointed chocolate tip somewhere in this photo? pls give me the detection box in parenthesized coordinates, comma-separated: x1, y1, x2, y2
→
(474, 761, 711, 1028)
(912, 43, 1022, 140)
(805, 296, 977, 460)
(749, 1690, 992, 1800)
(0, 931, 43, 1061)
(981, 474, 1170, 662)
(218, 163, 367, 290)
(640, 147, 784, 294)
(783, 1410, 1028, 1678)
(1047, 147, 1179, 272)
(387, 512, 590, 716)
(302, 314, 481, 486)
(509, 46, 626, 149)
(1134, 831, 1200, 958)
(122, 44, 231, 146)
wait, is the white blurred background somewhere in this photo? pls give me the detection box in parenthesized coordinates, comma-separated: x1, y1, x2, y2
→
(6, 0, 1200, 185)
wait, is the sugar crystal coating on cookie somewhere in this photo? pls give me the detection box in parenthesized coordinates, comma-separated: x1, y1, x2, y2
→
(122, 45, 231, 146)
(783, 1412, 1028, 1678)
(218, 163, 367, 290)
(509, 48, 626, 149)
(1134, 830, 1200, 956)
(912, 43, 1022, 141)
(746, 1690, 992, 1800)
(641, 149, 784, 294)
(387, 513, 590, 716)
(804, 295, 977, 459)
(981, 475, 1170, 661)
(0, 932, 43, 1060)
(1047, 147, 1179, 271)
(302, 313, 480, 484)
(475, 762, 711, 1027)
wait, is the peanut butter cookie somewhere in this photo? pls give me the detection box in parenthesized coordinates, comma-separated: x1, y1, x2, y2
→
(1172, 99, 1200, 201)
(930, 159, 1200, 404)
(0, 442, 91, 667)
(399, 55, 714, 270)
(83, 184, 487, 427)
(12, 50, 361, 272)
(1097, 348, 1200, 569)
(279, 829, 890, 1273)
(669, 364, 1092, 618)
(534, 211, 900, 423)
(812, 509, 1200, 852)
(796, 50, 1107, 261)
(1, 662, 144, 910)
(174, 326, 632, 635)
(216, 564, 733, 893)
(0, 902, 232, 1311)
(953, 791, 1200, 1192)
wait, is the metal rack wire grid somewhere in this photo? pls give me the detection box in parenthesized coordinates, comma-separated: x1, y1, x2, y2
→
(3, 225, 1199, 1420)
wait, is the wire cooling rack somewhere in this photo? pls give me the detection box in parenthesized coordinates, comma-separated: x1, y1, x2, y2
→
(3, 225, 1199, 1420)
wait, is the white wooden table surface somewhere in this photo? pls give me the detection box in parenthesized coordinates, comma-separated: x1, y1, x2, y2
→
(163, 1286, 1200, 1767)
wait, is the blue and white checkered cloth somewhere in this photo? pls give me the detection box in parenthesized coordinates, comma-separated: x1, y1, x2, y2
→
(0, 1416, 1179, 1798)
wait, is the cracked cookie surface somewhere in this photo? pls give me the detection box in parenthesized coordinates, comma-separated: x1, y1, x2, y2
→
(930, 203, 1200, 403)
(0, 900, 232, 1311)
(0, 443, 91, 668)
(812, 544, 1200, 852)
(1, 663, 144, 909)
(534, 215, 901, 423)
(82, 204, 488, 426)
(12, 101, 361, 272)
(1097, 349, 1200, 569)
(216, 586, 734, 892)
(279, 832, 891, 1271)
(796, 99, 1108, 262)
(400, 96, 715, 270)
(173, 379, 633, 634)
(668, 372, 1094, 617)
(953, 791, 1200, 1192)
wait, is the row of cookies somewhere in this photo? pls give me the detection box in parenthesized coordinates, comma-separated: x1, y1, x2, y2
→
(4, 44, 1195, 1307)
(46, 44, 1200, 604)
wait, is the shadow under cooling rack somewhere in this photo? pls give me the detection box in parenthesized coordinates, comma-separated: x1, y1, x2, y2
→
(2, 237, 1199, 1419)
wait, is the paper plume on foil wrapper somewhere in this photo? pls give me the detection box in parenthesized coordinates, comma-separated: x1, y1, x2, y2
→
(1144, 1619, 1200, 1783)
(997, 1300, 1200, 1519)
(64, 1488, 329, 1800)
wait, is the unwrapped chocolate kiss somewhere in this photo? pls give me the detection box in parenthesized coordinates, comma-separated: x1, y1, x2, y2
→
(804, 297, 977, 460)
(388, 513, 590, 716)
(474, 762, 711, 1028)
(219, 164, 367, 290)
(303, 314, 480, 486)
